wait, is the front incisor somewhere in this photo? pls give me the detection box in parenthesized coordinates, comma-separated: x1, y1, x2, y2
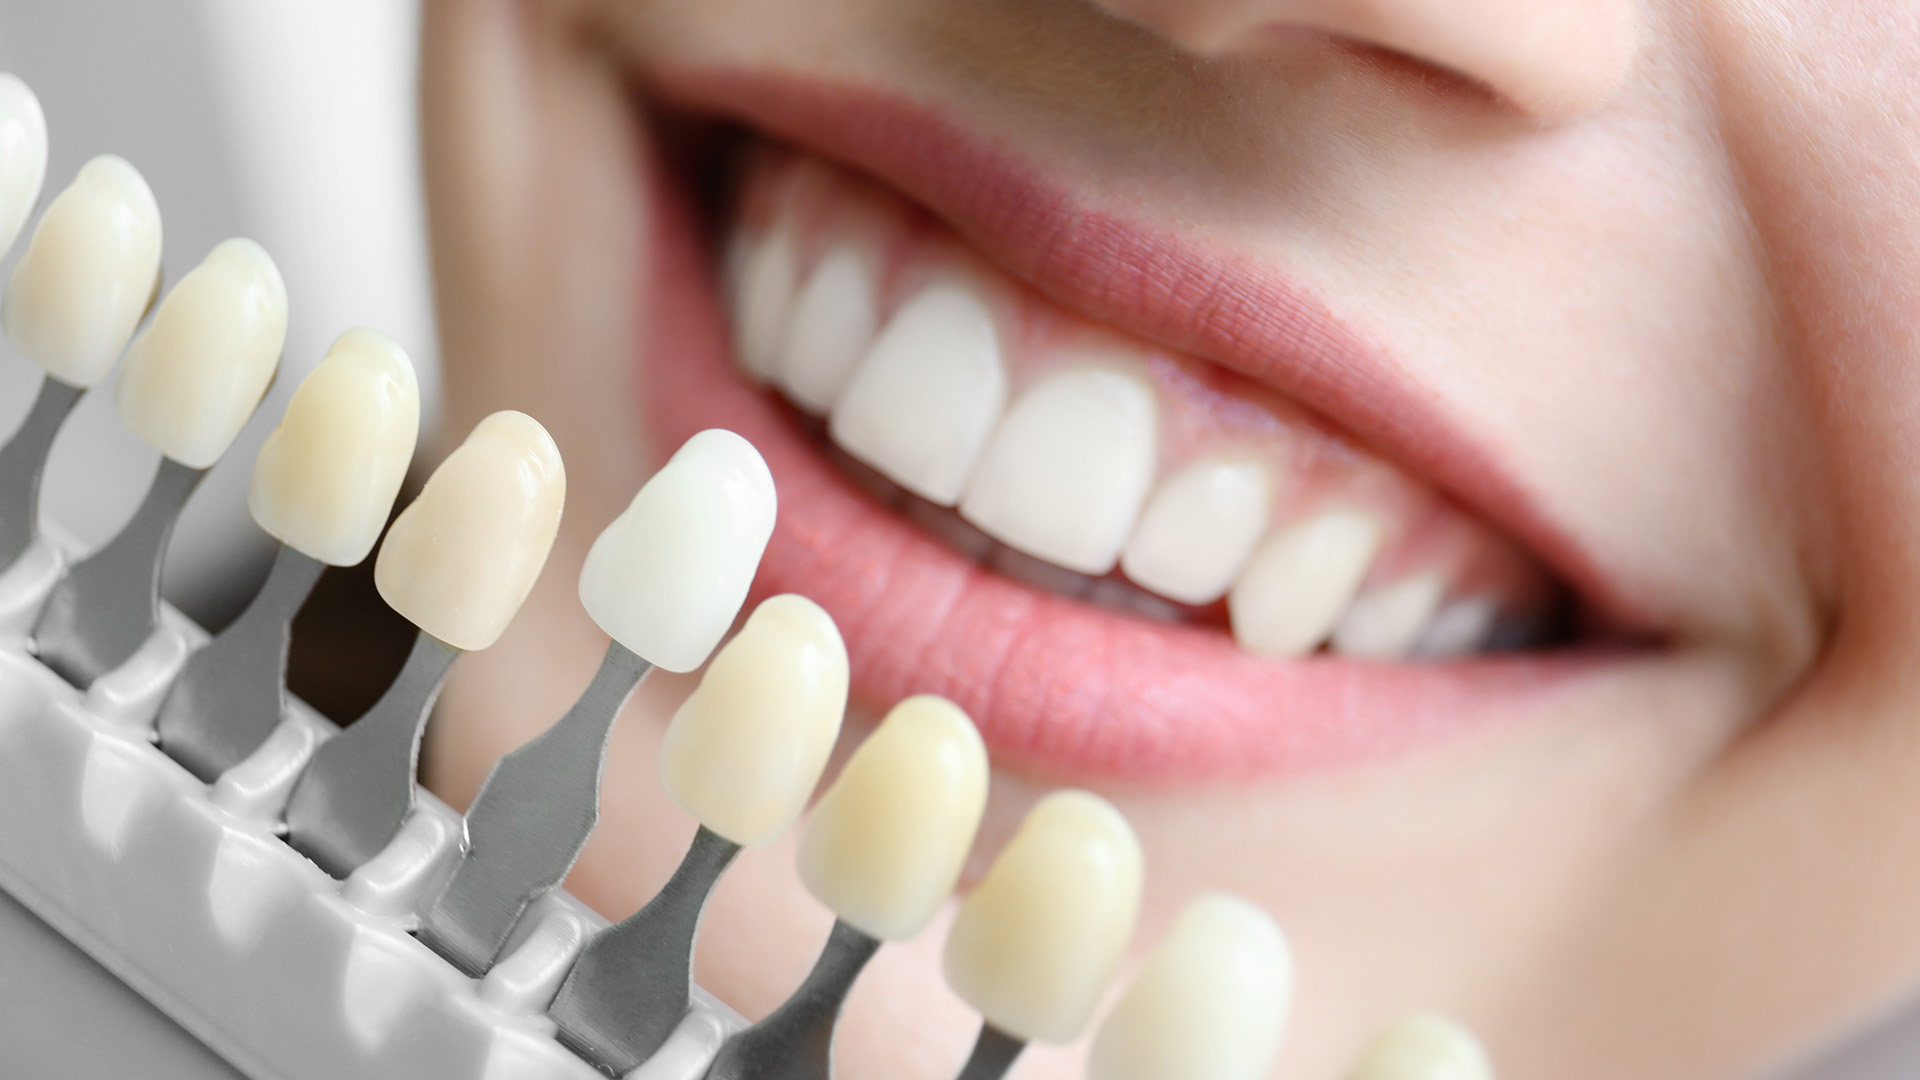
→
(578, 428, 777, 673)
(1088, 894, 1293, 1080)
(942, 790, 1144, 1044)
(373, 411, 564, 651)
(658, 594, 848, 846)
(249, 328, 419, 566)
(1, 154, 161, 387)
(116, 238, 288, 467)
(798, 695, 989, 941)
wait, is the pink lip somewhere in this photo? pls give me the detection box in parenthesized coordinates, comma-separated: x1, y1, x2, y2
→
(634, 72, 1636, 782)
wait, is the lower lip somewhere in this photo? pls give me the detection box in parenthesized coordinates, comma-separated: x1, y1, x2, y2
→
(636, 145, 1612, 784)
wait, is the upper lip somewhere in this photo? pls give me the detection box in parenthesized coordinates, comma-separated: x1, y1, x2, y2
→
(647, 66, 1643, 636)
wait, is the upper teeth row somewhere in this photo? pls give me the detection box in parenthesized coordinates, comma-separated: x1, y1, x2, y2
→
(727, 194, 1506, 661)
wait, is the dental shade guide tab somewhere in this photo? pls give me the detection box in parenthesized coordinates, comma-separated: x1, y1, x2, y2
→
(0, 151, 156, 575)
(417, 639, 653, 976)
(1343, 1013, 1493, 1080)
(549, 824, 743, 1074)
(1087, 894, 1294, 1080)
(701, 695, 991, 1080)
(31, 236, 287, 688)
(953, 1025, 1027, 1080)
(551, 593, 848, 1073)
(417, 429, 773, 978)
(30, 457, 204, 687)
(700, 919, 883, 1080)
(157, 329, 419, 781)
(941, 791, 1145, 1079)
(0, 377, 81, 572)
(283, 629, 460, 878)
(157, 544, 324, 780)
(283, 410, 564, 880)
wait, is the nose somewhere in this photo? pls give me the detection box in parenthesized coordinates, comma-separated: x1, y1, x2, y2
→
(1087, 0, 1636, 121)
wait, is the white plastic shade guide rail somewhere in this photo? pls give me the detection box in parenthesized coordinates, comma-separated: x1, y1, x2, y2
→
(0, 532, 744, 1080)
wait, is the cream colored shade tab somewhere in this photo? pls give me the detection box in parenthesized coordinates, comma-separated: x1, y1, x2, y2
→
(658, 594, 848, 846)
(577, 428, 777, 673)
(249, 328, 420, 565)
(1088, 893, 1293, 1080)
(115, 238, 288, 468)
(798, 695, 989, 941)
(1, 154, 162, 388)
(1342, 1013, 1493, 1080)
(942, 789, 1143, 1044)
(373, 410, 564, 651)
(0, 74, 47, 259)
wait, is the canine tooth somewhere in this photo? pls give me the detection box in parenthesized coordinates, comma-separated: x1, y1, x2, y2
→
(1229, 511, 1384, 657)
(115, 238, 288, 468)
(373, 410, 564, 650)
(0, 74, 47, 257)
(658, 594, 848, 845)
(777, 243, 880, 413)
(1121, 457, 1272, 604)
(960, 364, 1157, 576)
(1333, 572, 1447, 660)
(731, 222, 798, 381)
(943, 790, 1143, 1044)
(1416, 597, 1499, 658)
(799, 695, 989, 941)
(1088, 894, 1293, 1080)
(1, 155, 162, 387)
(249, 328, 419, 566)
(829, 279, 1007, 505)
(1343, 1013, 1493, 1080)
(577, 428, 776, 672)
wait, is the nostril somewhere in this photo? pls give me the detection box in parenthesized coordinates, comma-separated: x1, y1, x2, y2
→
(1087, 0, 1637, 122)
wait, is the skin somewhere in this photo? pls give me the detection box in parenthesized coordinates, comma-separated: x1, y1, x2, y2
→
(416, 0, 1920, 1077)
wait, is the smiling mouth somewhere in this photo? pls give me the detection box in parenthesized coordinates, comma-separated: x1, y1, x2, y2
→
(635, 75, 1633, 783)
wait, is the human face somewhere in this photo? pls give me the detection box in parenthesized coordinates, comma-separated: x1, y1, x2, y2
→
(416, 1, 1920, 1076)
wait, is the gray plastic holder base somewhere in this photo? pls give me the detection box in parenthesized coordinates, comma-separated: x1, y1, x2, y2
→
(0, 531, 743, 1080)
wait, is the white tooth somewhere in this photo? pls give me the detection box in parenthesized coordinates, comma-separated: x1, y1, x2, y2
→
(1415, 597, 1499, 658)
(1342, 1013, 1493, 1080)
(1228, 511, 1384, 657)
(1, 155, 162, 388)
(249, 328, 420, 566)
(658, 594, 848, 845)
(374, 411, 565, 651)
(731, 222, 799, 381)
(798, 694, 988, 941)
(960, 364, 1157, 575)
(1088, 893, 1293, 1080)
(828, 280, 1007, 505)
(577, 428, 777, 672)
(776, 243, 880, 413)
(1121, 457, 1272, 604)
(114, 238, 288, 468)
(1332, 572, 1447, 660)
(0, 74, 48, 258)
(942, 790, 1143, 1044)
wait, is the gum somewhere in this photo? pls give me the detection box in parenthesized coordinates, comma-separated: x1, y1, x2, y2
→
(0, 531, 742, 1080)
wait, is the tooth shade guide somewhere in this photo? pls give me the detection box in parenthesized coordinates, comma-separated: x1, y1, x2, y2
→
(1, 154, 163, 388)
(1343, 1013, 1494, 1080)
(0, 73, 47, 259)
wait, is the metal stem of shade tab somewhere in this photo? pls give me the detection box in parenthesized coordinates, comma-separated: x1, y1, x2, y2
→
(156, 545, 326, 782)
(952, 1024, 1028, 1080)
(700, 919, 883, 1080)
(549, 825, 743, 1074)
(31, 456, 205, 689)
(0, 376, 82, 574)
(283, 629, 460, 879)
(416, 640, 652, 977)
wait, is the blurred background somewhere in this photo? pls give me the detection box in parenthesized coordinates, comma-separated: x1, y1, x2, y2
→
(0, 0, 439, 629)
(0, 4, 1915, 1079)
